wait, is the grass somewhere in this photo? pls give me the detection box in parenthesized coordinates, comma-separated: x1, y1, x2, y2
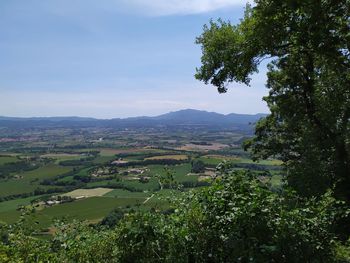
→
(41, 153, 82, 163)
(30, 196, 146, 227)
(121, 177, 160, 191)
(74, 167, 91, 177)
(0, 196, 43, 213)
(0, 195, 46, 224)
(98, 148, 158, 157)
(0, 210, 21, 224)
(92, 156, 115, 164)
(99, 148, 124, 156)
(0, 156, 19, 165)
(0, 164, 72, 197)
(148, 163, 196, 183)
(199, 155, 282, 166)
(24, 164, 71, 181)
(21, 163, 71, 180)
(85, 180, 112, 188)
(0, 179, 39, 198)
(199, 156, 227, 166)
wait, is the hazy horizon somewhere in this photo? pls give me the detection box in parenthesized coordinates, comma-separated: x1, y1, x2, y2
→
(0, 108, 268, 119)
(0, 0, 268, 118)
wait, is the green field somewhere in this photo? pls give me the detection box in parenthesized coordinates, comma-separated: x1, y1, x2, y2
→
(148, 163, 196, 183)
(0, 164, 71, 197)
(30, 196, 146, 227)
(199, 156, 232, 165)
(0, 156, 19, 165)
(41, 153, 82, 164)
(0, 210, 21, 224)
(23, 163, 71, 181)
(93, 155, 116, 164)
(121, 177, 160, 191)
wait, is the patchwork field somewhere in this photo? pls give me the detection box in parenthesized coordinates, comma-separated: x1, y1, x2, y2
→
(31, 196, 146, 228)
(0, 126, 284, 233)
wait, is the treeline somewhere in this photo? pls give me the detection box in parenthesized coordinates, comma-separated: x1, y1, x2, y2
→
(40, 169, 88, 186)
(204, 162, 281, 171)
(233, 163, 281, 171)
(115, 151, 188, 160)
(58, 157, 95, 167)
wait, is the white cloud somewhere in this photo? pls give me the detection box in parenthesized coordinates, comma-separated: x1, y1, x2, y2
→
(119, 0, 245, 16)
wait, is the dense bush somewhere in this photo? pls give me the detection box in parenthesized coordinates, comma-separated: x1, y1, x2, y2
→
(100, 208, 125, 228)
(191, 159, 205, 173)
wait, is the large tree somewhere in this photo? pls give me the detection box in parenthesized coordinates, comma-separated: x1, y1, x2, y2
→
(196, 1, 350, 200)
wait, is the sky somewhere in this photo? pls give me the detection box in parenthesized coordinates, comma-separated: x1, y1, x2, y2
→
(0, 0, 269, 118)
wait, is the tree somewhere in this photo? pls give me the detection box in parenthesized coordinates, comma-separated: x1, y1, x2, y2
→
(195, 1, 350, 200)
(100, 208, 124, 228)
(191, 159, 205, 173)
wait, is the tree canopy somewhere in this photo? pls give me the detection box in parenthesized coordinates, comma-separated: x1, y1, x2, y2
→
(196, 0, 350, 200)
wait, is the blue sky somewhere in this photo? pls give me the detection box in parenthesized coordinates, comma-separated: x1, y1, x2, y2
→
(0, 0, 268, 118)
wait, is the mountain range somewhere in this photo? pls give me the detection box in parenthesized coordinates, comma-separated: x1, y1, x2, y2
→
(0, 109, 267, 131)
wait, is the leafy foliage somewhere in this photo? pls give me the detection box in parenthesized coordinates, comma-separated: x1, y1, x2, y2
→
(196, 0, 350, 200)
(191, 159, 205, 173)
(0, 170, 347, 262)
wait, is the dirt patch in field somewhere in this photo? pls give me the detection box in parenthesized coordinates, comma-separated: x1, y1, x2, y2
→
(61, 188, 114, 198)
(177, 143, 229, 152)
(203, 154, 239, 161)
